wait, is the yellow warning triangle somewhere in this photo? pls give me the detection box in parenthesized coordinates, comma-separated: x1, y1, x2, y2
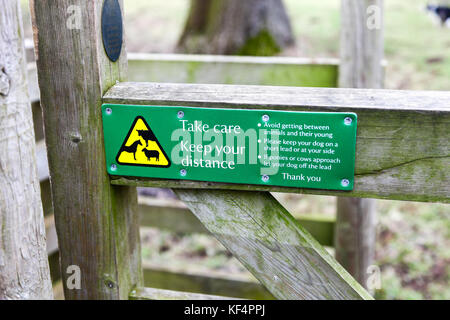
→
(116, 116, 171, 168)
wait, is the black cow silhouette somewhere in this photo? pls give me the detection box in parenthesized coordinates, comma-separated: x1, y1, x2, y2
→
(143, 149, 160, 162)
(427, 5, 450, 25)
(120, 140, 142, 160)
(137, 129, 157, 148)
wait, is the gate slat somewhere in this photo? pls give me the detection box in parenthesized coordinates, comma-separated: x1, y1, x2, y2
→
(174, 189, 372, 299)
(105, 82, 450, 203)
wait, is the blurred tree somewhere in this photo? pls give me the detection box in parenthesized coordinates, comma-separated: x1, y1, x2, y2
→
(177, 0, 294, 55)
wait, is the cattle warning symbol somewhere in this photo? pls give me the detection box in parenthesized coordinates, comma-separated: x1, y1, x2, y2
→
(116, 116, 171, 168)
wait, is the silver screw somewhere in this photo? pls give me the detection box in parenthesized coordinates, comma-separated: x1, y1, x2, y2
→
(344, 117, 353, 125)
(262, 175, 270, 182)
(262, 114, 270, 122)
(341, 179, 350, 187)
(105, 107, 112, 115)
(110, 164, 117, 171)
(180, 169, 187, 177)
(177, 111, 185, 119)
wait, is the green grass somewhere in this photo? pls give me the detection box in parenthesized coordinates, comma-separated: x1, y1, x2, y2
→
(284, 0, 450, 90)
(121, 0, 450, 90)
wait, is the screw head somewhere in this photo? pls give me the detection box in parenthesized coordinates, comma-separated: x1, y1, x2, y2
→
(105, 107, 112, 115)
(262, 114, 270, 122)
(262, 175, 270, 182)
(177, 111, 185, 119)
(180, 169, 187, 177)
(344, 117, 353, 125)
(341, 179, 350, 187)
(105, 279, 115, 289)
(110, 164, 117, 172)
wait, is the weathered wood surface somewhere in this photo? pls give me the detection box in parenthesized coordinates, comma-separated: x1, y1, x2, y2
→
(173, 190, 372, 299)
(336, 198, 376, 288)
(139, 196, 335, 246)
(130, 287, 238, 300)
(106, 82, 450, 203)
(31, 0, 142, 299)
(44, 215, 273, 299)
(336, 0, 383, 288)
(0, 0, 53, 300)
(128, 53, 338, 87)
(339, 0, 384, 89)
(37, 144, 336, 247)
(26, 54, 338, 103)
(143, 263, 274, 300)
(43, 197, 333, 299)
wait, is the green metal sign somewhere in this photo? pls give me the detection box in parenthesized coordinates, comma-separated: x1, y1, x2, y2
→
(102, 104, 357, 191)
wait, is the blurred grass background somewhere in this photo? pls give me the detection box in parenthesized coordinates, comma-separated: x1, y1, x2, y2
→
(20, 0, 449, 299)
(123, 0, 450, 90)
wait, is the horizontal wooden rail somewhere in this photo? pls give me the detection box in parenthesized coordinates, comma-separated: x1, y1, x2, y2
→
(139, 197, 335, 247)
(27, 53, 341, 104)
(38, 139, 336, 246)
(142, 263, 273, 300)
(105, 82, 450, 203)
(130, 287, 239, 300)
(45, 215, 271, 298)
(43, 191, 332, 299)
(127, 53, 339, 87)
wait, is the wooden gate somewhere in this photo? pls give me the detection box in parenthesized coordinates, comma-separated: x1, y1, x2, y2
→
(30, 0, 449, 300)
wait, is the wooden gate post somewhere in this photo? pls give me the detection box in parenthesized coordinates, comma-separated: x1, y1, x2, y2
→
(0, 0, 53, 299)
(336, 0, 384, 288)
(30, 0, 142, 299)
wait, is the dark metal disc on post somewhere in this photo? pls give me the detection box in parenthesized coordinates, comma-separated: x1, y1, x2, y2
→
(102, 0, 123, 62)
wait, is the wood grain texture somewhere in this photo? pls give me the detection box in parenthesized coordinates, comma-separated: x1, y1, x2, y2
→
(173, 189, 372, 299)
(139, 196, 335, 246)
(336, 0, 383, 289)
(127, 53, 338, 87)
(31, 0, 142, 299)
(43, 197, 334, 299)
(43, 212, 273, 299)
(142, 263, 274, 300)
(340, 0, 384, 89)
(335, 198, 376, 287)
(130, 287, 238, 300)
(106, 82, 450, 203)
(0, 0, 53, 300)
(27, 54, 340, 104)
